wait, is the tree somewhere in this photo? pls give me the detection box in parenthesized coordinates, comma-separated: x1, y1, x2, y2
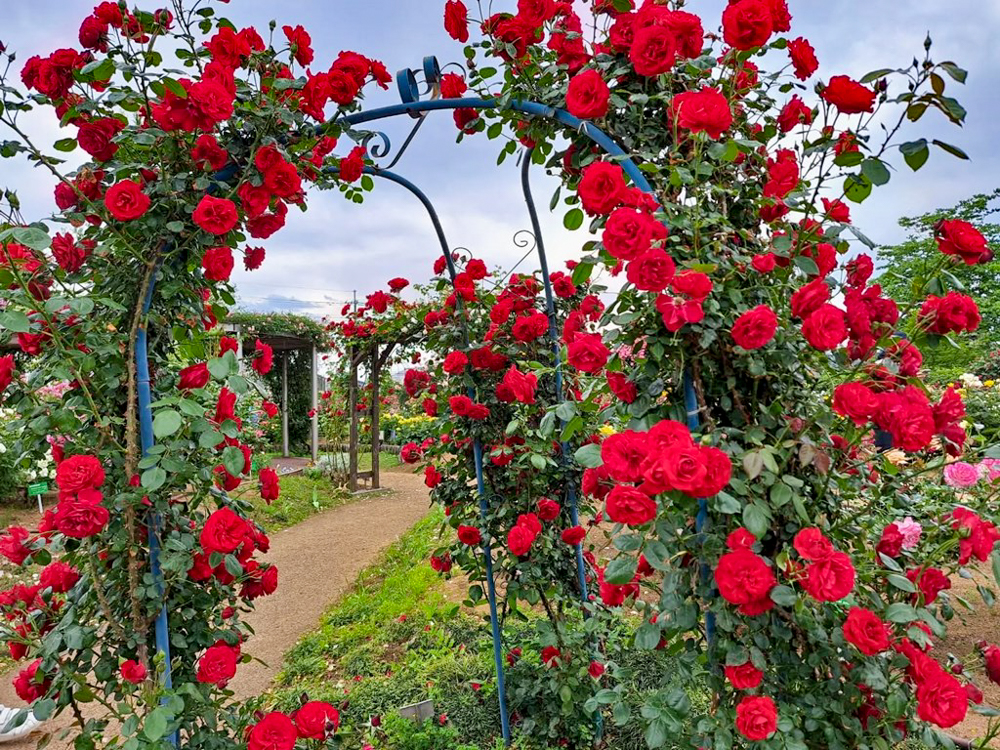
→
(878, 189, 1000, 381)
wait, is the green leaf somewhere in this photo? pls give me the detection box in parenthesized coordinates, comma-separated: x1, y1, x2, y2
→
(529, 453, 546, 471)
(991, 551, 1000, 588)
(885, 603, 918, 623)
(53, 138, 77, 153)
(645, 719, 668, 749)
(860, 158, 891, 186)
(199, 430, 222, 450)
(143, 709, 169, 741)
(742, 502, 770, 538)
(792, 255, 819, 276)
(887, 574, 917, 593)
(844, 174, 873, 204)
(152, 410, 183, 438)
(208, 357, 231, 380)
(939, 62, 968, 84)
(742, 451, 763, 480)
(10, 226, 50, 251)
(605, 556, 637, 585)
(141, 466, 167, 492)
(897, 140, 929, 171)
(932, 139, 969, 160)
(222, 445, 245, 476)
(770, 585, 797, 607)
(859, 68, 894, 84)
(634, 621, 661, 650)
(563, 208, 584, 231)
(574, 443, 602, 469)
(166, 221, 185, 233)
(0, 311, 30, 333)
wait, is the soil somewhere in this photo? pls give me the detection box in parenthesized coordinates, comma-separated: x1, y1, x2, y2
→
(0, 465, 431, 748)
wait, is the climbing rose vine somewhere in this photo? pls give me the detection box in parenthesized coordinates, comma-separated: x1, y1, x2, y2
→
(0, 1, 385, 746)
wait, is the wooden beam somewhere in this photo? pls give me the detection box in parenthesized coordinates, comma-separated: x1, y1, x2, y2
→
(281, 351, 289, 458)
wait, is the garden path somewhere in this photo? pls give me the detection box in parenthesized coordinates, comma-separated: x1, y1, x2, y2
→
(0, 466, 431, 748)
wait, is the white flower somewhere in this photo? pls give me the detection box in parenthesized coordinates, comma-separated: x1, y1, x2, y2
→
(26, 471, 36, 481)
(0, 443, 6, 454)
(959, 373, 983, 389)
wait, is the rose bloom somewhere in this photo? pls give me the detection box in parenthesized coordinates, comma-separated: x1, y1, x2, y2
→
(725, 661, 763, 690)
(444, 0, 469, 43)
(603, 207, 655, 261)
(248, 712, 297, 750)
(561, 525, 586, 545)
(193, 195, 239, 235)
(731, 305, 777, 350)
(196, 642, 238, 686)
(787, 37, 818, 80)
(722, 0, 773, 51)
(801, 552, 856, 602)
(104, 179, 150, 221)
(178, 362, 210, 390)
(896, 517, 922, 549)
(604, 485, 656, 526)
(566, 69, 610, 119)
(821, 75, 877, 114)
(293, 701, 339, 740)
(916, 668, 969, 729)
(801, 304, 847, 351)
(735, 695, 778, 741)
(567, 333, 609, 373)
(629, 24, 676, 76)
(714, 548, 775, 615)
(843, 606, 889, 655)
(670, 87, 732, 139)
(202, 246, 234, 282)
(577, 161, 627, 215)
(937, 219, 991, 265)
(944, 461, 980, 488)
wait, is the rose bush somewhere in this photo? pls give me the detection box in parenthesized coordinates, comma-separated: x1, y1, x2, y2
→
(0, 2, 392, 746)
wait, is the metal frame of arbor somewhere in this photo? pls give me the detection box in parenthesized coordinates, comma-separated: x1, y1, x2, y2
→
(136, 54, 707, 747)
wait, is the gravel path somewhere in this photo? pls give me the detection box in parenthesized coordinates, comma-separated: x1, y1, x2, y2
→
(0, 467, 430, 748)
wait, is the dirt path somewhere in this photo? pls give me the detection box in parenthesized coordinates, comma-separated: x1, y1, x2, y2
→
(0, 467, 430, 747)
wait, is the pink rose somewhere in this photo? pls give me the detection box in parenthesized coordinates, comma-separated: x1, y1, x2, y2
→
(943, 461, 980, 488)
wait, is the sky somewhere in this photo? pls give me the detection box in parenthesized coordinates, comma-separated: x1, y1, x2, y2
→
(2, 0, 999, 321)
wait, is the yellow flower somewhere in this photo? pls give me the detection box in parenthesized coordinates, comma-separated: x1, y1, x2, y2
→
(598, 425, 617, 437)
(986, 380, 996, 387)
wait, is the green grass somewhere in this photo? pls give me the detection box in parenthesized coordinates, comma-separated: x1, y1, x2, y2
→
(236, 473, 353, 531)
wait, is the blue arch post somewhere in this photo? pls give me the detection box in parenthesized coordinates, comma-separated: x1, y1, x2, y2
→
(135, 264, 178, 746)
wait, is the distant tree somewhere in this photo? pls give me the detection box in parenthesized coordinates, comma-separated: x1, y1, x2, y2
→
(877, 189, 1000, 381)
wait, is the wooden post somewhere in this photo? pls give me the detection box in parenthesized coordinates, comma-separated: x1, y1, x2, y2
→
(371, 343, 381, 490)
(281, 351, 289, 458)
(310, 345, 319, 463)
(348, 346, 359, 493)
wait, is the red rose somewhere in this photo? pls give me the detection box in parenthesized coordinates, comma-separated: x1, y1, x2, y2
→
(197, 642, 239, 686)
(511, 312, 549, 342)
(606, 371, 637, 404)
(444, 0, 469, 43)
(424, 465, 442, 488)
(179, 362, 210, 390)
(442, 351, 468, 375)
(55, 454, 105, 495)
(251, 339, 273, 376)
(0, 526, 32, 565)
(104, 179, 150, 221)
(725, 661, 763, 690)
(832, 382, 878, 426)
(13, 660, 50, 703)
(777, 96, 812, 133)
(670, 87, 733, 139)
(500, 366, 537, 404)
(919, 292, 980, 335)
(0, 355, 16, 397)
(294, 701, 339, 740)
(200, 507, 248, 555)
(193, 195, 239, 235)
(722, 0, 773, 51)
(78, 117, 125, 163)
(626, 250, 676, 293)
(242, 245, 266, 271)
(282, 24, 313, 66)
(763, 149, 799, 198)
(982, 644, 1000, 686)
(731, 305, 777, 350)
(906, 566, 951, 604)
(789, 278, 829, 320)
(602, 207, 656, 261)
(821, 75, 877, 114)
(936, 219, 991, 265)
(751, 253, 776, 273)
(787, 37, 818, 80)
(577, 162, 627, 215)
(507, 520, 538, 556)
(259, 467, 280, 503)
(537, 498, 560, 521)
(54, 489, 109, 538)
(339, 146, 366, 182)
(801, 551, 855, 602)
(51, 233, 92, 273)
(120, 659, 147, 685)
(202, 246, 234, 282)
(629, 24, 676, 76)
(916, 668, 968, 729)
(567, 333, 609, 373)
(400, 442, 423, 464)
(192, 133, 228, 171)
(561, 525, 586, 545)
(822, 198, 851, 223)
(876, 523, 904, 558)
(601, 430, 648, 482)
(566, 69, 610, 119)
(843, 606, 889, 655)
(605, 485, 656, 527)
(458, 525, 482, 545)
(801, 304, 847, 350)
(39, 561, 79, 593)
(248, 713, 297, 750)
(735, 695, 778, 741)
(714, 549, 775, 615)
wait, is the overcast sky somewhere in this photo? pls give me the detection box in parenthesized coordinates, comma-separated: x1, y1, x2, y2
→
(2, 0, 998, 320)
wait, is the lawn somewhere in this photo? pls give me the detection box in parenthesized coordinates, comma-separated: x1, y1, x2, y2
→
(235, 472, 355, 531)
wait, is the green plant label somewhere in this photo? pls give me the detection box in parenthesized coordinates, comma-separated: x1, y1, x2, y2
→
(27, 481, 49, 497)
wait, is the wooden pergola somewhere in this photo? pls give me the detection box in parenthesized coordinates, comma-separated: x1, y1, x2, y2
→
(224, 325, 323, 462)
